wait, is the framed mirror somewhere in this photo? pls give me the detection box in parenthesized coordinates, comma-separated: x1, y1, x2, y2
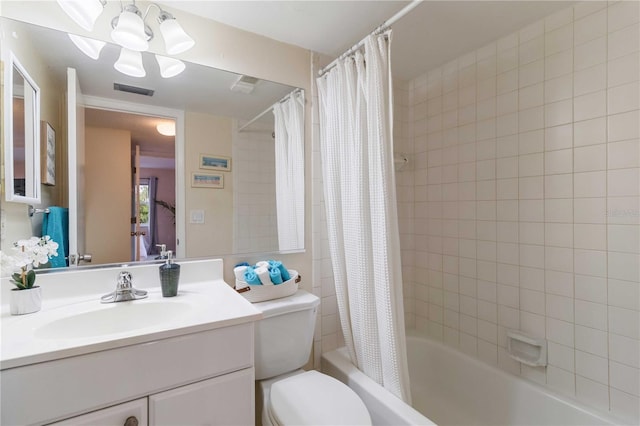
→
(3, 50, 41, 204)
(1, 17, 305, 267)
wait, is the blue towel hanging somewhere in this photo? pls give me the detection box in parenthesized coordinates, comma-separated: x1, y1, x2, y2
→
(42, 207, 69, 268)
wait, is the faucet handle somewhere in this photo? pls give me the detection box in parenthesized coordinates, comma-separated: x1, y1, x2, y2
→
(117, 271, 133, 290)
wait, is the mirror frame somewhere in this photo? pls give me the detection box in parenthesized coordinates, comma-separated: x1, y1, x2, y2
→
(4, 50, 41, 204)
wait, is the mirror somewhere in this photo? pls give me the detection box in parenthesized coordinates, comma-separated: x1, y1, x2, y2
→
(3, 49, 41, 204)
(1, 17, 304, 266)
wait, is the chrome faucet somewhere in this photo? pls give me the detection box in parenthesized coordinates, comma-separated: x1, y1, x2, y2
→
(101, 271, 148, 303)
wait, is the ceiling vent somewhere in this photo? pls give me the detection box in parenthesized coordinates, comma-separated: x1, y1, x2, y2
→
(230, 75, 259, 94)
(113, 83, 155, 97)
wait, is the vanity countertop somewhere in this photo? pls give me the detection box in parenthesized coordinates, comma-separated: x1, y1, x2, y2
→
(0, 259, 262, 370)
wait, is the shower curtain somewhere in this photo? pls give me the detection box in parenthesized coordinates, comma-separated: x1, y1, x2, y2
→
(317, 33, 411, 403)
(273, 91, 305, 251)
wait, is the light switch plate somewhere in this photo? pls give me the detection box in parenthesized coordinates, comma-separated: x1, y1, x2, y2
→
(190, 209, 205, 224)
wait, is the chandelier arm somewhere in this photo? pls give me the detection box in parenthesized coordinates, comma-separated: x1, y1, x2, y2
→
(142, 2, 167, 22)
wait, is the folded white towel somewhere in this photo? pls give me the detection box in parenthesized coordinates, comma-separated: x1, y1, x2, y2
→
(234, 265, 248, 282)
(255, 266, 273, 285)
(255, 261, 270, 269)
(235, 279, 248, 290)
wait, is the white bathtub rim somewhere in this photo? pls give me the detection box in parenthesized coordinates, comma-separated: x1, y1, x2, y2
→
(406, 329, 625, 426)
(322, 346, 435, 426)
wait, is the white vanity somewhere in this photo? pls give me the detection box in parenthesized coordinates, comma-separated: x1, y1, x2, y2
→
(0, 259, 262, 425)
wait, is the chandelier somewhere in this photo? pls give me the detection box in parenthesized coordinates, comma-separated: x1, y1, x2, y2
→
(56, 0, 195, 78)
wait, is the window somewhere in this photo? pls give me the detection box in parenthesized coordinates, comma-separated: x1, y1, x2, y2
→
(138, 179, 150, 226)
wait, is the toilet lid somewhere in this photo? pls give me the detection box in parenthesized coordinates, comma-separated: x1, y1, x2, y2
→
(270, 370, 371, 425)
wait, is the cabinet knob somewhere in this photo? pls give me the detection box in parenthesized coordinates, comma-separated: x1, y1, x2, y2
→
(124, 416, 138, 426)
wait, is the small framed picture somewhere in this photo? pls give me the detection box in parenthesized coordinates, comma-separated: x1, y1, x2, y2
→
(199, 154, 231, 171)
(41, 121, 55, 186)
(191, 172, 224, 189)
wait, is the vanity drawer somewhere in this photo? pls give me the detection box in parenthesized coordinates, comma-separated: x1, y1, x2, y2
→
(48, 398, 148, 426)
(1, 322, 254, 425)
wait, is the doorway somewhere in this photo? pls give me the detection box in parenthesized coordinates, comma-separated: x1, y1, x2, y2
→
(84, 108, 176, 263)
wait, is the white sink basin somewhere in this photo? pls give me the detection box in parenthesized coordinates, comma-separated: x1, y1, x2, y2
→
(34, 301, 191, 339)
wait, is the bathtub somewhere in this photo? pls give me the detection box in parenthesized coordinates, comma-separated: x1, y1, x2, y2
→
(322, 330, 620, 425)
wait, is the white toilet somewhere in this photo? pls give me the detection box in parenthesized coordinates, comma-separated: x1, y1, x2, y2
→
(253, 290, 372, 426)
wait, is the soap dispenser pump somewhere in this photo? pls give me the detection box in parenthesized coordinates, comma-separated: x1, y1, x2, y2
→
(159, 250, 180, 297)
(155, 244, 168, 260)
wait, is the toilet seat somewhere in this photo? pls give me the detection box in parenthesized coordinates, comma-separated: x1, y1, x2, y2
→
(269, 370, 371, 425)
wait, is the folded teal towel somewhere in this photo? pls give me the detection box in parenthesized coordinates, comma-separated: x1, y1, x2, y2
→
(42, 207, 68, 268)
(269, 260, 291, 281)
(244, 267, 262, 285)
(269, 267, 283, 284)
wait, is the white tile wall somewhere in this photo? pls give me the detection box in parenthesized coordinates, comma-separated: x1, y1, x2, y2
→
(233, 127, 278, 253)
(398, 2, 639, 422)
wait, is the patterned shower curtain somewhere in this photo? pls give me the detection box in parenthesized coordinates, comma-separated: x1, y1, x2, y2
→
(316, 32, 411, 403)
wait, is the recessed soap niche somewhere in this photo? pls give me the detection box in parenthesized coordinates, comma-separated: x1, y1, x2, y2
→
(506, 330, 547, 367)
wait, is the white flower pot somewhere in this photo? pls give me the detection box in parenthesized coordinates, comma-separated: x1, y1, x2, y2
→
(10, 286, 42, 315)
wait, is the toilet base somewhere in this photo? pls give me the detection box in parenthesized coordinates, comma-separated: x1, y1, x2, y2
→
(256, 369, 306, 426)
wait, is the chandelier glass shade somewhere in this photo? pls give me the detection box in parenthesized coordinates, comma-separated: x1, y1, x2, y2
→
(155, 55, 186, 78)
(56, 0, 105, 32)
(114, 48, 146, 78)
(159, 18, 195, 55)
(68, 34, 106, 60)
(111, 6, 149, 52)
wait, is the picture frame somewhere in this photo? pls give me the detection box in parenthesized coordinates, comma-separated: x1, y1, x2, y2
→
(191, 172, 224, 189)
(41, 121, 55, 186)
(199, 154, 231, 171)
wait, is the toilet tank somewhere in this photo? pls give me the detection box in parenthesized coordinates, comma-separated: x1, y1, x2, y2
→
(253, 290, 320, 380)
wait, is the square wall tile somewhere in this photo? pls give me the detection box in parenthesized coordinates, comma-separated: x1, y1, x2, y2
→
(576, 350, 609, 385)
(608, 82, 640, 115)
(576, 376, 610, 412)
(608, 168, 640, 197)
(573, 90, 606, 122)
(574, 117, 606, 147)
(574, 249, 607, 278)
(575, 299, 608, 331)
(608, 140, 640, 170)
(575, 36, 607, 70)
(574, 63, 606, 96)
(545, 223, 573, 248)
(608, 52, 640, 88)
(574, 9, 607, 46)
(608, 278, 640, 311)
(575, 274, 607, 304)
(574, 171, 606, 198)
(608, 24, 640, 61)
(608, 0, 640, 32)
(546, 124, 573, 151)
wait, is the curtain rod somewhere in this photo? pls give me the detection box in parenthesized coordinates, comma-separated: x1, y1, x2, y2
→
(318, 0, 423, 77)
(237, 88, 302, 133)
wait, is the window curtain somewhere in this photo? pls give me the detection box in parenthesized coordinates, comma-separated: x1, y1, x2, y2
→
(148, 176, 158, 255)
(273, 91, 305, 251)
(316, 33, 411, 403)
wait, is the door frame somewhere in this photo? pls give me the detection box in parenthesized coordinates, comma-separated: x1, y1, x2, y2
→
(82, 95, 185, 259)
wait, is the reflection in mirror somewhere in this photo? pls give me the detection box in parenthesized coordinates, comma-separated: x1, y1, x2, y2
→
(1, 17, 304, 267)
(4, 50, 41, 203)
(12, 67, 26, 195)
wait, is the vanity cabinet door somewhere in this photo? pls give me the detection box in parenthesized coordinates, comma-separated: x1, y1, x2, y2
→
(48, 398, 148, 426)
(149, 368, 254, 426)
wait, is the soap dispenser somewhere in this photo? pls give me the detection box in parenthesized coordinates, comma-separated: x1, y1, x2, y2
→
(159, 251, 180, 297)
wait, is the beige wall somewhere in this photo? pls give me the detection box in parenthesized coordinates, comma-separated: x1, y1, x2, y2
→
(85, 127, 131, 265)
(0, 17, 64, 251)
(185, 112, 234, 257)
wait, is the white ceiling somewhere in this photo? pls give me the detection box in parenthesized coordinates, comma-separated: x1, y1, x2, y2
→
(161, 0, 574, 80)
